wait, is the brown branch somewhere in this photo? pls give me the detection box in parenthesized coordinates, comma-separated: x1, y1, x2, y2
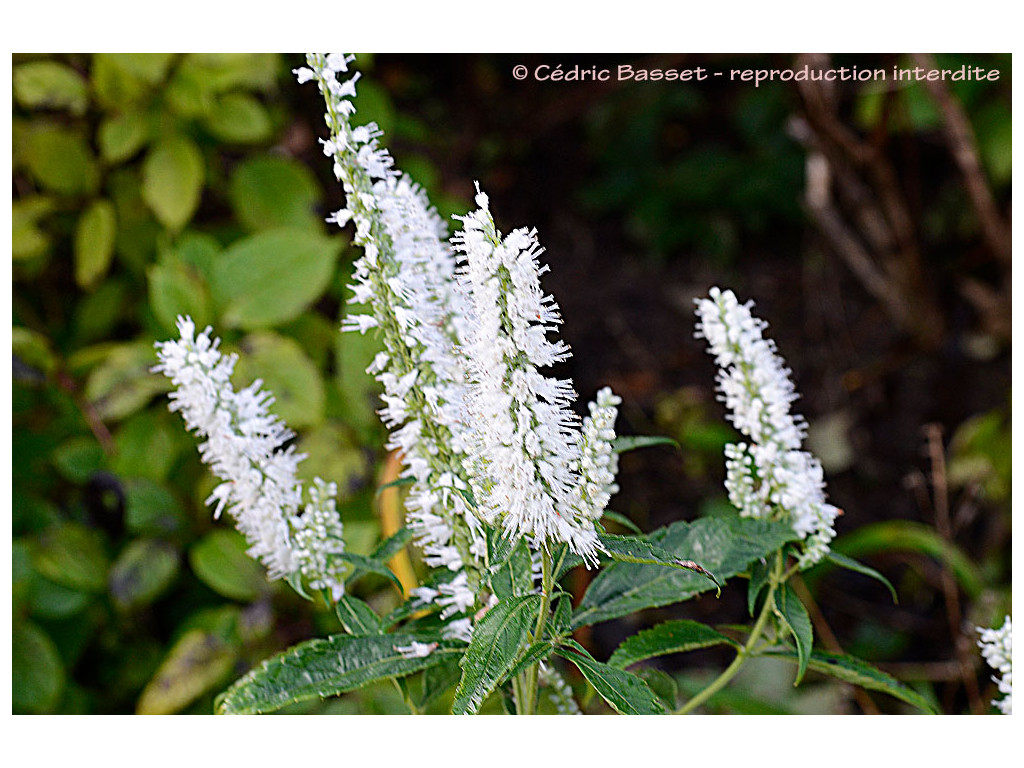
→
(923, 424, 985, 714)
(911, 53, 1011, 266)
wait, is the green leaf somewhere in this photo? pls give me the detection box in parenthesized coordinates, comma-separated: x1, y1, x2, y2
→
(503, 641, 555, 683)
(84, 340, 168, 422)
(599, 533, 720, 593)
(601, 510, 644, 535)
(452, 594, 541, 715)
(611, 435, 680, 453)
(141, 135, 205, 232)
(14, 60, 89, 115)
(50, 436, 104, 484)
(573, 516, 797, 628)
(633, 667, 678, 710)
(12, 620, 65, 713)
(228, 155, 322, 232)
(766, 648, 939, 714)
(608, 620, 739, 669)
(833, 520, 983, 599)
(112, 409, 187, 483)
(334, 594, 383, 636)
(418, 657, 463, 710)
(137, 629, 237, 714)
(24, 125, 98, 196)
(370, 527, 413, 563)
(123, 478, 187, 536)
(375, 476, 414, 497)
(98, 111, 149, 164)
(488, 537, 534, 600)
(211, 228, 342, 329)
(232, 331, 325, 429)
(555, 639, 665, 715)
(189, 529, 268, 602)
(203, 93, 272, 144)
(747, 557, 770, 616)
(147, 260, 212, 335)
(775, 584, 813, 685)
(33, 522, 110, 593)
(74, 199, 117, 290)
(335, 551, 403, 595)
(13, 196, 56, 260)
(108, 538, 180, 610)
(825, 551, 898, 604)
(217, 633, 460, 714)
(28, 576, 91, 620)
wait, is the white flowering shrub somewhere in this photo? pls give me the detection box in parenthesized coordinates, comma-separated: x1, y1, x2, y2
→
(153, 54, 944, 715)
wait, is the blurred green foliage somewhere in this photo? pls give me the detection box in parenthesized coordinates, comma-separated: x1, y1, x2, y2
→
(11, 52, 412, 713)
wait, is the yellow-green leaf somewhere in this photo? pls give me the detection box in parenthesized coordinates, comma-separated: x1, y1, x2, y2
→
(14, 60, 89, 115)
(74, 199, 117, 289)
(141, 135, 205, 232)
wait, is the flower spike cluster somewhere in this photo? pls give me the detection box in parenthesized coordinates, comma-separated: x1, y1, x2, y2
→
(695, 287, 839, 567)
(295, 53, 485, 630)
(154, 316, 347, 598)
(453, 187, 611, 565)
(978, 616, 1012, 714)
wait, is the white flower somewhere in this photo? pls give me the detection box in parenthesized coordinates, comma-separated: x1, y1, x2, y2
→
(394, 641, 438, 659)
(298, 53, 485, 624)
(154, 317, 347, 598)
(578, 386, 622, 521)
(695, 287, 839, 567)
(453, 186, 604, 565)
(978, 616, 1012, 714)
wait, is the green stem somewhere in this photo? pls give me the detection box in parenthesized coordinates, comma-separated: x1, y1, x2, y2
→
(676, 549, 785, 714)
(517, 549, 554, 715)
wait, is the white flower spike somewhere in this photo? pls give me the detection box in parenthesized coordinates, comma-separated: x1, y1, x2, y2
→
(695, 287, 839, 567)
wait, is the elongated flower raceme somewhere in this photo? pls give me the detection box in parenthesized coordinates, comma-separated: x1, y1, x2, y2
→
(695, 287, 839, 567)
(453, 187, 611, 565)
(296, 53, 486, 630)
(154, 316, 347, 598)
(978, 616, 1012, 714)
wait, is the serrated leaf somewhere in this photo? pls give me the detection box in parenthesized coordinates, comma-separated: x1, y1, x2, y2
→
(824, 552, 898, 604)
(555, 639, 665, 715)
(766, 648, 938, 714)
(233, 331, 325, 428)
(14, 60, 89, 115)
(211, 228, 342, 329)
(489, 537, 533, 600)
(503, 641, 554, 683)
(370, 527, 413, 563)
(141, 135, 204, 231)
(599, 533, 720, 593)
(74, 199, 117, 289)
(601, 510, 644, 535)
(137, 629, 236, 714)
(334, 595, 383, 636)
(611, 435, 680, 454)
(228, 155, 322, 232)
(109, 538, 180, 610)
(452, 594, 541, 715)
(608, 620, 738, 669)
(335, 551, 403, 595)
(775, 584, 813, 685)
(747, 557, 770, 616)
(574, 517, 797, 628)
(189, 529, 268, 602)
(217, 633, 460, 714)
(418, 657, 463, 710)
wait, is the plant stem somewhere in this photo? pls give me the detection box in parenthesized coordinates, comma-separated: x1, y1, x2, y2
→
(676, 549, 784, 714)
(518, 548, 554, 715)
